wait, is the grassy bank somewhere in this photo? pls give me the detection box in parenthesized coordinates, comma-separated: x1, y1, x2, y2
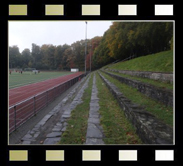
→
(108, 50, 173, 72)
(96, 72, 142, 144)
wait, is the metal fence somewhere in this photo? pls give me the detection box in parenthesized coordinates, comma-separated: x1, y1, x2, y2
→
(9, 74, 84, 134)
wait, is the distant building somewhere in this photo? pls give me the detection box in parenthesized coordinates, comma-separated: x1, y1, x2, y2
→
(71, 68, 79, 72)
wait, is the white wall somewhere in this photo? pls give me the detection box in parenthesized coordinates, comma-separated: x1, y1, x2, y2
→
(71, 68, 79, 72)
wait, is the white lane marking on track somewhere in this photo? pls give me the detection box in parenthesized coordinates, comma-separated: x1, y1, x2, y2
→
(9, 73, 73, 90)
(9, 73, 83, 106)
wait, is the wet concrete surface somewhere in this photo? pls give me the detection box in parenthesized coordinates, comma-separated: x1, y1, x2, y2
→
(9, 75, 88, 145)
(85, 73, 105, 145)
(10, 73, 105, 145)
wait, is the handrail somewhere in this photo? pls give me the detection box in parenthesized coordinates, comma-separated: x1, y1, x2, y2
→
(9, 73, 84, 134)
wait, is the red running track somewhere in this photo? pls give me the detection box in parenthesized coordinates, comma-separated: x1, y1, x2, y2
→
(9, 72, 83, 106)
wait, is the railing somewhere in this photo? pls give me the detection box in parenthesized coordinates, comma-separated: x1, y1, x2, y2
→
(103, 55, 136, 69)
(120, 54, 136, 62)
(9, 74, 84, 134)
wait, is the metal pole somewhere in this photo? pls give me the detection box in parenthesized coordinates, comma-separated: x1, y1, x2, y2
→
(14, 105, 16, 131)
(54, 87, 56, 99)
(85, 21, 87, 75)
(34, 96, 36, 115)
(46, 91, 48, 106)
(90, 44, 92, 72)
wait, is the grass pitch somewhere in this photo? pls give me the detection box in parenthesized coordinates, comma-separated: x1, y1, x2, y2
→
(9, 71, 72, 89)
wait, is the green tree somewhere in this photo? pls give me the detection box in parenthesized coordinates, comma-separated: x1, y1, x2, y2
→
(9, 45, 21, 68)
(21, 48, 32, 69)
(54, 44, 70, 70)
(41, 44, 56, 70)
(31, 43, 41, 69)
(71, 40, 86, 70)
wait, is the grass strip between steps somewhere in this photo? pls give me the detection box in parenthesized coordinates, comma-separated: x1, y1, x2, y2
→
(59, 74, 93, 144)
(100, 72, 173, 127)
(96, 72, 142, 144)
(107, 70, 173, 90)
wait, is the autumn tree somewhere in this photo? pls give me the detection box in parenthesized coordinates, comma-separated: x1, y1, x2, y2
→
(71, 40, 86, 70)
(86, 36, 102, 70)
(92, 32, 114, 69)
(9, 22, 173, 71)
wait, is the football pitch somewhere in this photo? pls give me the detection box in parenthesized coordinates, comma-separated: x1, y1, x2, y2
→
(9, 71, 73, 89)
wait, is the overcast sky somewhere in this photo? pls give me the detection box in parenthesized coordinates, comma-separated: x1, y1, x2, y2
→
(9, 21, 113, 53)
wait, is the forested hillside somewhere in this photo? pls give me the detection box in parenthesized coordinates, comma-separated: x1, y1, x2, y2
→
(9, 22, 173, 71)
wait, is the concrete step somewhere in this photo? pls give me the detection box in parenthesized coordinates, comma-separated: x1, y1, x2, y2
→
(105, 69, 173, 84)
(98, 71, 173, 144)
(102, 70, 173, 107)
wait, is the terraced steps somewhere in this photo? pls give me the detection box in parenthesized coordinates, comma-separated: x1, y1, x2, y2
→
(16, 69, 173, 145)
(106, 69, 173, 84)
(101, 70, 173, 107)
(98, 72, 173, 144)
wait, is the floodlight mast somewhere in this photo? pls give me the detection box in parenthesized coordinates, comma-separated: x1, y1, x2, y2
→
(90, 43, 92, 72)
(85, 21, 87, 75)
